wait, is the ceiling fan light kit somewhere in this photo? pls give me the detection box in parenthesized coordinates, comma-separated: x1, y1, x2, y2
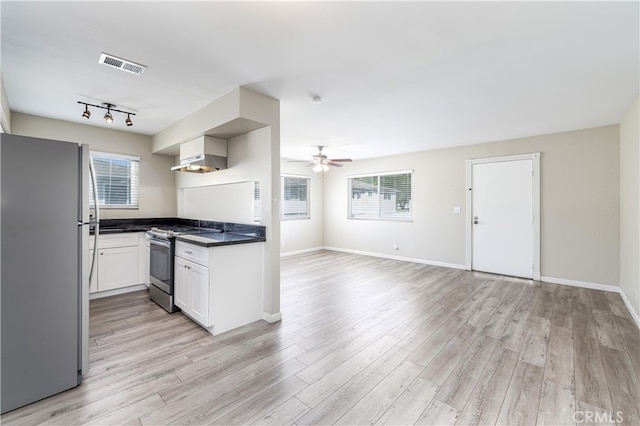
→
(78, 101, 136, 126)
(312, 163, 330, 173)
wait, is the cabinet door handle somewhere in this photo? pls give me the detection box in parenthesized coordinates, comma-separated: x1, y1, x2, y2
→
(185, 250, 193, 254)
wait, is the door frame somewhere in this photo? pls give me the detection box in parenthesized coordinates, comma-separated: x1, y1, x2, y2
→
(465, 153, 541, 280)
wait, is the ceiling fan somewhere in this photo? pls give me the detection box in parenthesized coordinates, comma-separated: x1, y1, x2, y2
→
(291, 146, 352, 172)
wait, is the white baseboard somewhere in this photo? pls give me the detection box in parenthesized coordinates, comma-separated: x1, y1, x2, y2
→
(618, 288, 640, 330)
(89, 283, 148, 300)
(263, 312, 282, 323)
(540, 276, 620, 293)
(323, 246, 467, 270)
(280, 247, 325, 257)
(542, 275, 640, 330)
(277, 249, 640, 330)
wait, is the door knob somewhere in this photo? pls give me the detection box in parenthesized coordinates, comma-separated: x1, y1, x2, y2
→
(473, 216, 479, 225)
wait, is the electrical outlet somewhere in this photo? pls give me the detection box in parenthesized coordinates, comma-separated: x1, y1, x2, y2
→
(281, 241, 286, 248)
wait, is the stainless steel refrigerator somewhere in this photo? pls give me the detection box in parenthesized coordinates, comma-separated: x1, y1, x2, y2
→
(1, 134, 95, 414)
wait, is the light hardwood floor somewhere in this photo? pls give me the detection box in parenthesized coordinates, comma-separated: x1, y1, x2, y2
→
(3, 250, 639, 425)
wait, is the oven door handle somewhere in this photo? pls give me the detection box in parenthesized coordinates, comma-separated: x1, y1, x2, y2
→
(148, 238, 172, 249)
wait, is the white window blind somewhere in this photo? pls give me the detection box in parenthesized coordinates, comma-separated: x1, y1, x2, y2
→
(348, 171, 412, 221)
(90, 151, 140, 209)
(281, 175, 310, 220)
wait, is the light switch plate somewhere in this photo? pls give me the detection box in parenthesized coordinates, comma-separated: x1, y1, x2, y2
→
(453, 206, 461, 214)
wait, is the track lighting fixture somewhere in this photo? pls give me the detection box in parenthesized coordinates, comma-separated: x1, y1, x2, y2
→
(77, 101, 136, 127)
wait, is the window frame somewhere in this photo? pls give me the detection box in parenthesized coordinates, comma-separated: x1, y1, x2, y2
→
(90, 150, 140, 210)
(348, 169, 413, 222)
(280, 174, 311, 220)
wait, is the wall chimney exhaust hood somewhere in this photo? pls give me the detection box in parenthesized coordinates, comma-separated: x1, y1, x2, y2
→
(172, 136, 227, 173)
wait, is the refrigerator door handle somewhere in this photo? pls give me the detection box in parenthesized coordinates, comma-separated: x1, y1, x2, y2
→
(89, 156, 100, 282)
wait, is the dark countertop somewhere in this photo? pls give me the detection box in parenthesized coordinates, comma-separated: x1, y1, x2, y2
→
(96, 225, 152, 235)
(175, 231, 266, 247)
(91, 218, 181, 235)
(92, 218, 266, 247)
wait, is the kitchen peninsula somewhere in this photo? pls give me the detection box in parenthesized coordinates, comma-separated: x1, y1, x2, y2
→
(92, 218, 265, 335)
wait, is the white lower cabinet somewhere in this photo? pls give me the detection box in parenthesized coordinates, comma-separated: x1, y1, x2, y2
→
(98, 245, 138, 292)
(175, 256, 210, 326)
(139, 233, 150, 286)
(174, 240, 264, 335)
(89, 233, 144, 294)
(174, 257, 190, 311)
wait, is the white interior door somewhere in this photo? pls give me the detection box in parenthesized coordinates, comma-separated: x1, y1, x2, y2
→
(471, 158, 535, 279)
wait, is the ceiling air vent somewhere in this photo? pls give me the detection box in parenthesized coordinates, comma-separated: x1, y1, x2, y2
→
(98, 53, 146, 76)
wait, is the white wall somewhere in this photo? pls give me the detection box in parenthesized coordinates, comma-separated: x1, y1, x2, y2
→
(11, 113, 177, 219)
(620, 95, 640, 323)
(181, 181, 256, 224)
(323, 125, 620, 287)
(280, 161, 324, 255)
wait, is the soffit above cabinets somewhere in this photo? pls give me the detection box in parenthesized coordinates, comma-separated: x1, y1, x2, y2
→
(152, 87, 278, 156)
(205, 118, 268, 141)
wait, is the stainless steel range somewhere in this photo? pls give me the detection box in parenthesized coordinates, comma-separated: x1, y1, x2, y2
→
(146, 226, 200, 313)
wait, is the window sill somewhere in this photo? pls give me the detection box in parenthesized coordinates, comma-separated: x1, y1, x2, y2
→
(347, 217, 413, 223)
(92, 205, 139, 210)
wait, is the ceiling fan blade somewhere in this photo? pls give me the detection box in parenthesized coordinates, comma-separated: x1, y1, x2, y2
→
(327, 161, 344, 167)
(328, 158, 352, 162)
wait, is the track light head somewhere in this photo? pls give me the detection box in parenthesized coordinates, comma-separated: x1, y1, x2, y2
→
(82, 105, 91, 119)
(102, 102, 115, 124)
(125, 114, 133, 126)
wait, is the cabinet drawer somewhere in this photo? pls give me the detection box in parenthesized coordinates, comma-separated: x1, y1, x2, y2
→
(175, 241, 209, 266)
(96, 233, 138, 249)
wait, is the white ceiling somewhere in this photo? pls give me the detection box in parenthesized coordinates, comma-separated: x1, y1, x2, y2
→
(2, 1, 638, 161)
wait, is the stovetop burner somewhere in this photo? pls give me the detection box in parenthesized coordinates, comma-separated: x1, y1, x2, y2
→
(147, 226, 201, 239)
